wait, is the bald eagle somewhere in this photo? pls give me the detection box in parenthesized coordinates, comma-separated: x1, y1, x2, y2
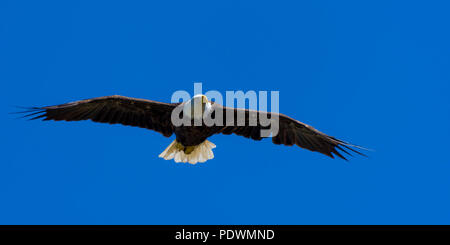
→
(20, 94, 366, 164)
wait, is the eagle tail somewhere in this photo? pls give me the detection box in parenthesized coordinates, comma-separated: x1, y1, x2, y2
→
(158, 140, 216, 164)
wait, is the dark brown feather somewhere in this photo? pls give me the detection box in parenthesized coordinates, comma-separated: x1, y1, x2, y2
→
(212, 104, 365, 160)
(23, 95, 179, 137)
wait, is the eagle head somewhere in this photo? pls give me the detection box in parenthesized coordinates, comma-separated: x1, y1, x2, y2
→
(183, 94, 212, 120)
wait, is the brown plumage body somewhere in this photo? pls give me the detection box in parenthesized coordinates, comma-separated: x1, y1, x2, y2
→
(174, 126, 216, 147)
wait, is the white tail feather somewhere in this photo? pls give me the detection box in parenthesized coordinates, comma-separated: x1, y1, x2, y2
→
(158, 140, 216, 164)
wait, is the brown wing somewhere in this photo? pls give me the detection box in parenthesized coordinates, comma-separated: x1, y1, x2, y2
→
(21, 95, 179, 137)
(212, 104, 366, 160)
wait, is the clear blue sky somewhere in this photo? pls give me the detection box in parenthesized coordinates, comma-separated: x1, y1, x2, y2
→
(1, 0, 449, 224)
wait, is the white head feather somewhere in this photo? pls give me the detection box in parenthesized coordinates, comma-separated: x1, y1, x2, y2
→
(183, 94, 212, 120)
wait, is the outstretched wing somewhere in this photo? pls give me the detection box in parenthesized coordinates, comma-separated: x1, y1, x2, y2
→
(20, 95, 179, 137)
(212, 104, 366, 160)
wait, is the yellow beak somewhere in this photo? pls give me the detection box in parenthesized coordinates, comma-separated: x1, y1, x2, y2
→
(202, 95, 208, 104)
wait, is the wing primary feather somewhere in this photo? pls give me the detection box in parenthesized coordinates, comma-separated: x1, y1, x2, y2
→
(30, 113, 47, 121)
(335, 144, 352, 157)
(331, 148, 348, 161)
(341, 144, 368, 157)
(19, 110, 45, 119)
